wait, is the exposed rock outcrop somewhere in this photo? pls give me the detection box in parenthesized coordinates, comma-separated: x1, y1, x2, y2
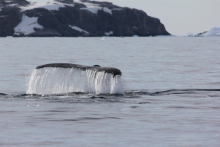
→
(0, 0, 170, 37)
(0, 0, 6, 5)
(0, 7, 22, 37)
(196, 31, 207, 36)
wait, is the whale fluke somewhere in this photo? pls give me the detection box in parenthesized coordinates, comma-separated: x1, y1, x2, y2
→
(36, 63, 122, 77)
(27, 63, 123, 94)
(0, 93, 7, 96)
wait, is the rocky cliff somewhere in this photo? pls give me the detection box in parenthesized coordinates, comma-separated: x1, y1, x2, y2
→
(0, 0, 170, 37)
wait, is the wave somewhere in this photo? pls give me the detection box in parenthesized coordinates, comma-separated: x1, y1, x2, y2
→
(2, 89, 220, 98)
(0, 93, 7, 95)
(125, 89, 220, 96)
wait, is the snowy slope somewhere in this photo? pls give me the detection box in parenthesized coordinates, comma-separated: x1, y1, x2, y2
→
(181, 27, 220, 37)
(203, 27, 220, 37)
(69, 25, 89, 35)
(14, 15, 43, 35)
(18, 1, 114, 14)
(77, 1, 112, 14)
(20, 2, 74, 11)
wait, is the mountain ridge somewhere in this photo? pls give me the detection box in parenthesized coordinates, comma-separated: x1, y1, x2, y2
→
(0, 0, 170, 37)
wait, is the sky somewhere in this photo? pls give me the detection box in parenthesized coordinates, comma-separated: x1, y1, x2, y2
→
(29, 0, 220, 35)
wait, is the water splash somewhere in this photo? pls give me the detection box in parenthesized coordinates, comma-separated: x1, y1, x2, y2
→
(26, 68, 123, 95)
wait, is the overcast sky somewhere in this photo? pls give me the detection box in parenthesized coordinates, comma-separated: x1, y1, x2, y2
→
(29, 0, 220, 35)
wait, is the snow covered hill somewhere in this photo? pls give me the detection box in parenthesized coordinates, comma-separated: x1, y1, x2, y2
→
(203, 27, 220, 37)
(183, 27, 220, 37)
(0, 0, 170, 37)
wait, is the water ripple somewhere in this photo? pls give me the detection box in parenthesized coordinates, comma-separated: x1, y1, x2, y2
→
(53, 117, 120, 121)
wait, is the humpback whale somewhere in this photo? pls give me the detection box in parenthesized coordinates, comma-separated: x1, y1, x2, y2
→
(27, 63, 123, 94)
(36, 63, 122, 77)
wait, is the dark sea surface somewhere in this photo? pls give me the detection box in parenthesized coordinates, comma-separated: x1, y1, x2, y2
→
(0, 37, 220, 146)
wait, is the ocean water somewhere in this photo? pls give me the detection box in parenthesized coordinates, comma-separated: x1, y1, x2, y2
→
(0, 37, 220, 146)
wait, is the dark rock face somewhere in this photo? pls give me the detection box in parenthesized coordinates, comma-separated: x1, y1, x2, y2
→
(0, 0, 6, 5)
(0, 0, 170, 37)
(0, 7, 22, 37)
(196, 31, 207, 36)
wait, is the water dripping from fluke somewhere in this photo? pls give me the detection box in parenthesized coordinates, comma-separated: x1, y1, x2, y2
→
(26, 63, 124, 95)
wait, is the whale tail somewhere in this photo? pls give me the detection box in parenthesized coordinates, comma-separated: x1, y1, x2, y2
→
(36, 63, 122, 77)
(26, 63, 123, 95)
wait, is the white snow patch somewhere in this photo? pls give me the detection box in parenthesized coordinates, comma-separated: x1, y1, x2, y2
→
(113, 8, 123, 11)
(5, 1, 13, 3)
(186, 32, 194, 37)
(77, 1, 99, 7)
(81, 7, 112, 14)
(14, 14, 43, 35)
(105, 31, 113, 36)
(203, 27, 220, 37)
(180, 32, 198, 37)
(132, 35, 139, 37)
(0, 15, 8, 17)
(155, 35, 177, 37)
(103, 7, 112, 14)
(7, 4, 18, 7)
(81, 7, 102, 14)
(78, 2, 112, 14)
(20, 2, 74, 11)
(180, 27, 220, 37)
(69, 25, 89, 34)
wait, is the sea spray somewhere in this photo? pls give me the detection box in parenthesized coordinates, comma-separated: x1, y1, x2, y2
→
(26, 67, 123, 95)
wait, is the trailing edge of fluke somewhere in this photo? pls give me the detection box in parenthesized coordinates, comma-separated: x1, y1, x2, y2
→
(36, 63, 122, 77)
